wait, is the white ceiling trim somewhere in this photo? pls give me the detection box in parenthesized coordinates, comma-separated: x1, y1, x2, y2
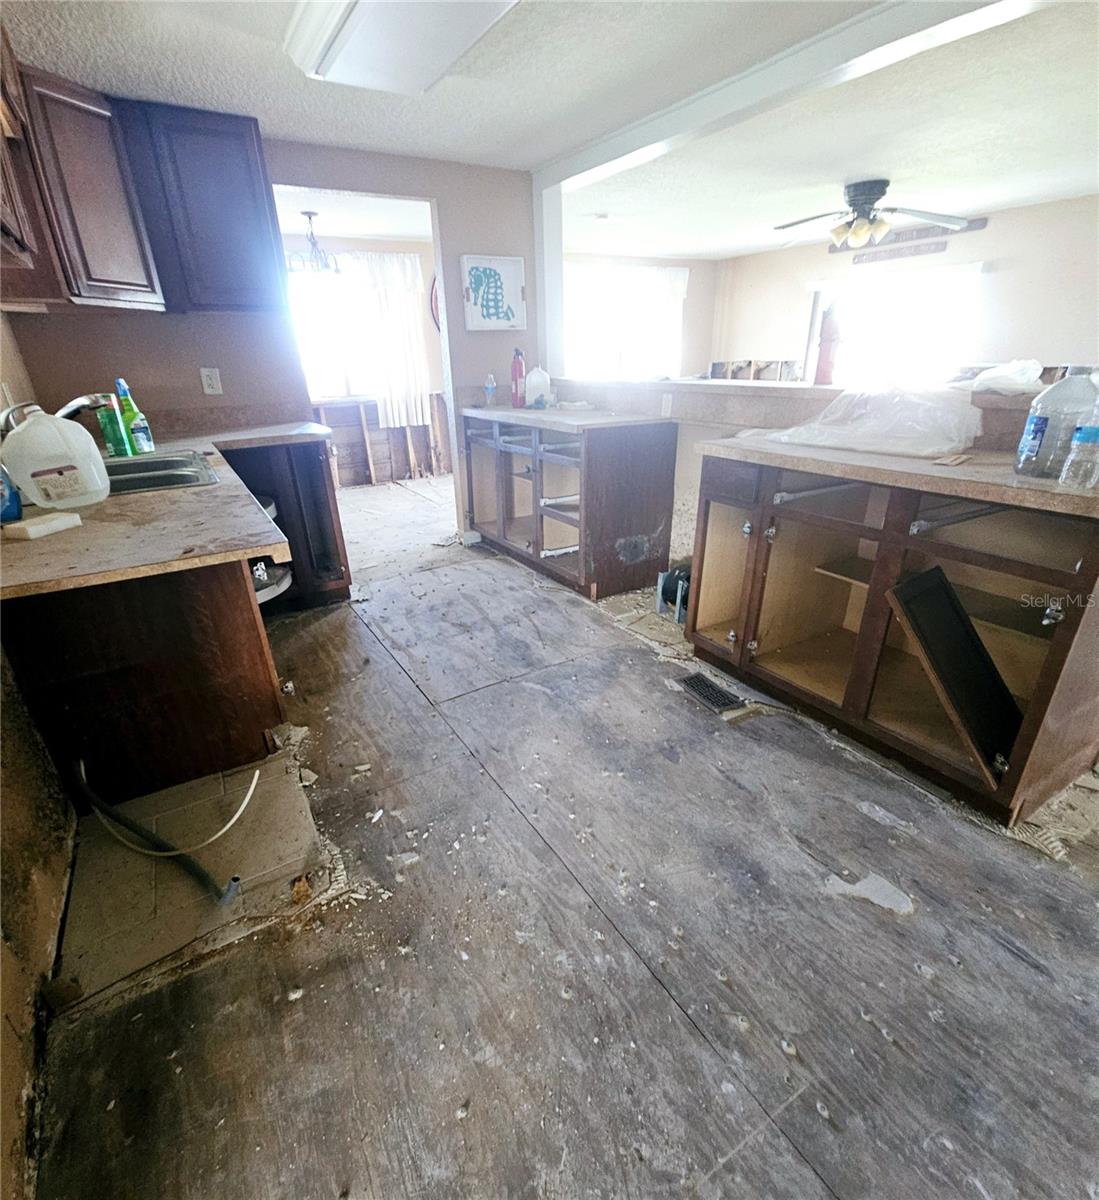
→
(533, 0, 1042, 192)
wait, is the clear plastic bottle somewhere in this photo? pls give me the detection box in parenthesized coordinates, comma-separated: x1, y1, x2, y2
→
(1015, 368, 1097, 478)
(1058, 396, 1099, 490)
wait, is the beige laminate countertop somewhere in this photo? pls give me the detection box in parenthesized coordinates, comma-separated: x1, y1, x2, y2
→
(461, 406, 671, 433)
(0, 423, 331, 600)
(699, 435, 1099, 519)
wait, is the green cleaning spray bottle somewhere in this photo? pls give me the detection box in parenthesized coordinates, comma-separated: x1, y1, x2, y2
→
(115, 377, 155, 454)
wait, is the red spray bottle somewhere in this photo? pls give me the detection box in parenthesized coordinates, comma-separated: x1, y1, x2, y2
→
(510, 347, 526, 408)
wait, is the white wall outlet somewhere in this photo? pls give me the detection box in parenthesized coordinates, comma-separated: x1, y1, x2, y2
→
(199, 367, 223, 395)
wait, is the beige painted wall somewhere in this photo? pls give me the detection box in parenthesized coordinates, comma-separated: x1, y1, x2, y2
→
(712, 195, 1099, 367)
(1, 313, 37, 409)
(281, 234, 445, 393)
(264, 140, 540, 405)
(6, 308, 313, 437)
(564, 254, 718, 377)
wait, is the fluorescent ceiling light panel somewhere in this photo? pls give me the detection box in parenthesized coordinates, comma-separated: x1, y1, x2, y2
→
(284, 1, 517, 96)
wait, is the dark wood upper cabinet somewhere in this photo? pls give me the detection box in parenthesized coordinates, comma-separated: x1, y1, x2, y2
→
(0, 27, 27, 137)
(20, 68, 163, 309)
(1, 133, 35, 261)
(1, 32, 68, 302)
(117, 101, 286, 312)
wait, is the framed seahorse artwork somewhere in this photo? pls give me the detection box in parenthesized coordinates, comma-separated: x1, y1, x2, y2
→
(461, 255, 527, 331)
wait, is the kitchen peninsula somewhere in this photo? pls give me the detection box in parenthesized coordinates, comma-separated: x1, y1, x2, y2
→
(0, 423, 346, 802)
(687, 434, 1099, 824)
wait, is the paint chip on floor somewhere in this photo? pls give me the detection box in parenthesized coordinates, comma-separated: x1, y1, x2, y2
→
(823, 871, 914, 915)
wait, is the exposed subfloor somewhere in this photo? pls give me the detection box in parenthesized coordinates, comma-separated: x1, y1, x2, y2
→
(33, 526, 1098, 1196)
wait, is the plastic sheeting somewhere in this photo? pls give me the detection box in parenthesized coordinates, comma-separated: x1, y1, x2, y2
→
(739, 387, 982, 458)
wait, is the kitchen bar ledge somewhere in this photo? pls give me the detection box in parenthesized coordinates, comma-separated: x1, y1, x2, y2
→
(698, 435, 1099, 519)
(0, 423, 329, 600)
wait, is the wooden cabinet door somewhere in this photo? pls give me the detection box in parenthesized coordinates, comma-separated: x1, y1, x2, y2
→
(1, 131, 35, 261)
(21, 68, 162, 308)
(0, 126, 67, 304)
(135, 103, 285, 311)
(0, 27, 27, 138)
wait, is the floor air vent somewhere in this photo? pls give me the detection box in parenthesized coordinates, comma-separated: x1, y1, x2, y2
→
(680, 672, 747, 714)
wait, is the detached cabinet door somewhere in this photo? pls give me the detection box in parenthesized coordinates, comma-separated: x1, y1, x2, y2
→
(21, 69, 163, 308)
(138, 104, 285, 310)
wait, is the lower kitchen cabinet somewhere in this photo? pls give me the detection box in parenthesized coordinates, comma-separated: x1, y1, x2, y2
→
(1, 560, 284, 803)
(687, 454, 1099, 824)
(221, 439, 351, 606)
(461, 409, 677, 599)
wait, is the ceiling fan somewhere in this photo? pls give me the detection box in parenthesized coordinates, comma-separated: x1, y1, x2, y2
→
(775, 179, 969, 249)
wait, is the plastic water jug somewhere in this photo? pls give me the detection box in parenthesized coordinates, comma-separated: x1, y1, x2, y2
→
(1, 406, 110, 509)
(1015, 370, 1097, 478)
(525, 366, 552, 407)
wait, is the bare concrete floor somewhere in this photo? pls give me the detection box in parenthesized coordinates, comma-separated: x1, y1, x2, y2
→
(33, 494, 1099, 1199)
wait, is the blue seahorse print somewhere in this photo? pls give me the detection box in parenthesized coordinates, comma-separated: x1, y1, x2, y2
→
(468, 265, 514, 322)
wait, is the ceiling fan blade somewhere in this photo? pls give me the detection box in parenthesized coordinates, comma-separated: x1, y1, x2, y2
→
(879, 206, 969, 232)
(773, 211, 847, 231)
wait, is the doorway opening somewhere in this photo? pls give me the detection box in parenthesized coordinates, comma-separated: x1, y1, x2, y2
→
(273, 185, 460, 591)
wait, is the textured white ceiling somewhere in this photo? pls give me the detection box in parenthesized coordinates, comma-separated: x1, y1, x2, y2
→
(564, 3, 1099, 258)
(4, 0, 872, 171)
(273, 186, 433, 241)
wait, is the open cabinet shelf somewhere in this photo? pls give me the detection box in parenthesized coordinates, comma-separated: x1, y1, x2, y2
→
(687, 456, 1099, 824)
(461, 411, 676, 599)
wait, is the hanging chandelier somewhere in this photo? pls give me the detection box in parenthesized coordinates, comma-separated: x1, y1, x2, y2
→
(286, 210, 339, 273)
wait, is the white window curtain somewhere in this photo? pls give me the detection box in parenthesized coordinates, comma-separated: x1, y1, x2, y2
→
(287, 251, 432, 428)
(564, 260, 689, 380)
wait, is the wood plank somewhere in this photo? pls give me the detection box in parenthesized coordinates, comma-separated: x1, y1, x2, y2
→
(357, 401, 377, 484)
(34, 753, 831, 1200)
(355, 554, 630, 704)
(267, 603, 464, 802)
(441, 643, 1099, 1199)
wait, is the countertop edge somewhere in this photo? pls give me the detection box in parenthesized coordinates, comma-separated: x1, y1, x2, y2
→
(698, 437, 1099, 519)
(1, 537, 291, 601)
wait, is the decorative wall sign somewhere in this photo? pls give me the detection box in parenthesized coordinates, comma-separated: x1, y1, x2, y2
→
(829, 216, 988, 255)
(461, 255, 526, 331)
(852, 240, 948, 265)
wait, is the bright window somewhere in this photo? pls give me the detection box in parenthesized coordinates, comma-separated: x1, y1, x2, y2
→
(828, 262, 985, 389)
(564, 260, 689, 380)
(286, 251, 432, 428)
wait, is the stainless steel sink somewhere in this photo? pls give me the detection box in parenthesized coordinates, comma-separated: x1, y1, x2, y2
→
(105, 449, 218, 494)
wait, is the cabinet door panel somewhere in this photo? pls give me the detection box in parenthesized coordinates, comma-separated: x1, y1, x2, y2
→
(1, 131, 35, 259)
(0, 128, 67, 303)
(145, 105, 284, 310)
(22, 69, 162, 307)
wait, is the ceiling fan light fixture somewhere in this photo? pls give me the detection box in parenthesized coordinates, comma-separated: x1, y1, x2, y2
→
(830, 221, 853, 247)
(846, 217, 873, 249)
(870, 216, 892, 243)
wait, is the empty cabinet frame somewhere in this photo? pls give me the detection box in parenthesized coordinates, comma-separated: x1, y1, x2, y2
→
(687, 458, 1099, 824)
(461, 414, 676, 599)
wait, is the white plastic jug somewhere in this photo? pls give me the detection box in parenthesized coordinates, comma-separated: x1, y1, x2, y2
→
(525, 365, 552, 407)
(1, 407, 110, 509)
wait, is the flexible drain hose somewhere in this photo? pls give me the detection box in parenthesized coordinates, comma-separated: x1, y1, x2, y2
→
(74, 762, 250, 906)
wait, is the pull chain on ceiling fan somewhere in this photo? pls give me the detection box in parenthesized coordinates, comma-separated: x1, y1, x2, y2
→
(775, 179, 970, 249)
